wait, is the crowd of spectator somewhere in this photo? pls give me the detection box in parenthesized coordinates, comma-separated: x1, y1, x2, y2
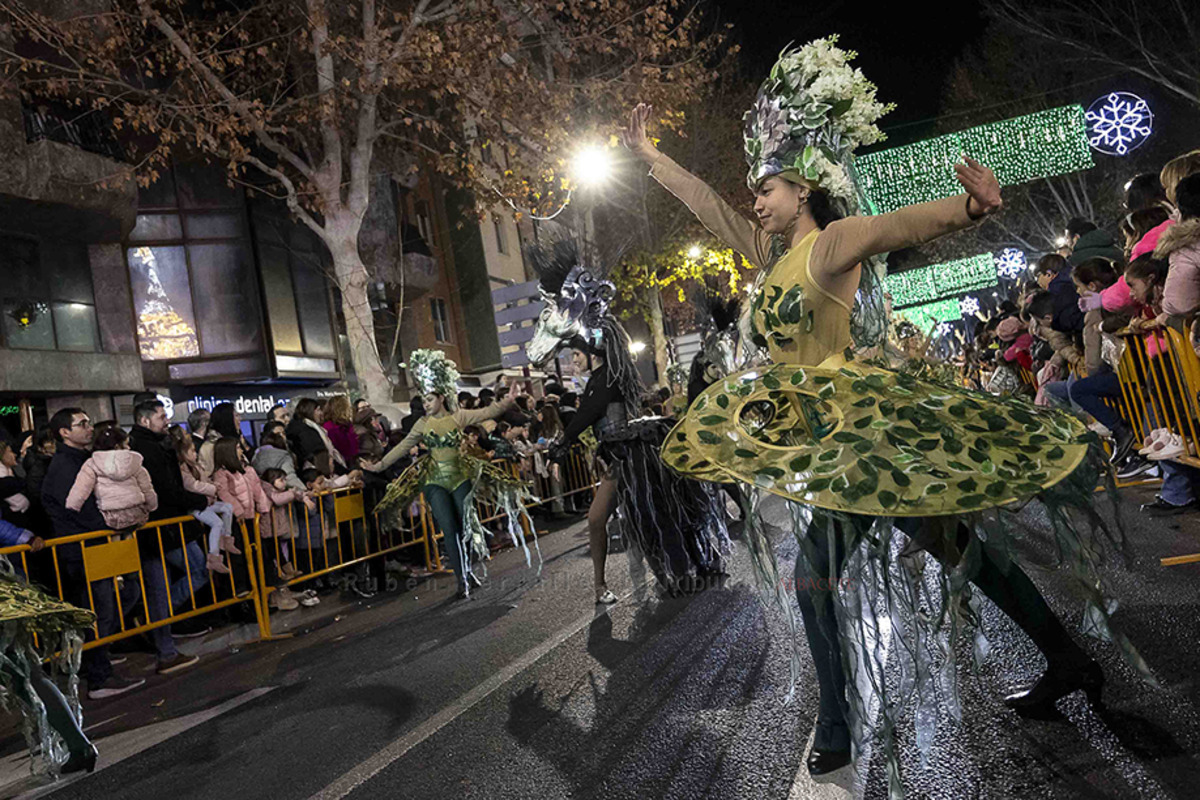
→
(0, 391, 414, 701)
(957, 148, 1200, 516)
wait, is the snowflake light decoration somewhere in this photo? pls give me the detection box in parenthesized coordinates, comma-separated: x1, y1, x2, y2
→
(1086, 92, 1153, 156)
(936, 321, 954, 336)
(996, 248, 1028, 280)
(959, 295, 980, 316)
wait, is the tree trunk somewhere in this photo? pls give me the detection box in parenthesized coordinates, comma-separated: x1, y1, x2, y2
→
(326, 227, 393, 405)
(647, 290, 670, 389)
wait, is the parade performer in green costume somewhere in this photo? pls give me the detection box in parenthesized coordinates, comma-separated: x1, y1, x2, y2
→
(366, 350, 539, 599)
(621, 36, 1147, 792)
(0, 530, 97, 776)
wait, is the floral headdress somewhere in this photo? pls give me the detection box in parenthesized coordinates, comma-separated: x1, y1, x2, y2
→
(402, 348, 459, 396)
(743, 36, 893, 206)
(744, 36, 896, 351)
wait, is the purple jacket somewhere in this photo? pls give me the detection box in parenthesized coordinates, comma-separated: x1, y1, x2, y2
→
(322, 421, 360, 465)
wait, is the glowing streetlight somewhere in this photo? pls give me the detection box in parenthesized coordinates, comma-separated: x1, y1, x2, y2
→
(1055, 236, 1069, 248)
(629, 340, 647, 354)
(573, 145, 613, 187)
(686, 245, 702, 259)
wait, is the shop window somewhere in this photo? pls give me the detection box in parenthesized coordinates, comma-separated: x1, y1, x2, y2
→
(125, 162, 263, 361)
(0, 235, 99, 353)
(431, 297, 451, 343)
(128, 245, 200, 359)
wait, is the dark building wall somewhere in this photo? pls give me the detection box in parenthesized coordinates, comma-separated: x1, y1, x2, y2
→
(443, 186, 502, 372)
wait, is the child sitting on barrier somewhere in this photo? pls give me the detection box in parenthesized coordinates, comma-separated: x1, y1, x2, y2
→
(66, 425, 158, 532)
(170, 426, 240, 574)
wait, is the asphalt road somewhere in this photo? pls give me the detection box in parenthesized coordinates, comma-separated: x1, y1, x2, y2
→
(15, 487, 1200, 800)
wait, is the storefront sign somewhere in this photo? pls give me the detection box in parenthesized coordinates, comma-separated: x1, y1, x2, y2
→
(0, 406, 19, 416)
(172, 386, 344, 420)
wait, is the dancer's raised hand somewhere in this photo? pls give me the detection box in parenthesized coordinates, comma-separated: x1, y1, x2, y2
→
(954, 156, 1003, 217)
(619, 103, 659, 164)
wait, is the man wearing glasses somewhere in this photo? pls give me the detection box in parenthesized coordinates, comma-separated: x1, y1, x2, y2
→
(42, 408, 145, 700)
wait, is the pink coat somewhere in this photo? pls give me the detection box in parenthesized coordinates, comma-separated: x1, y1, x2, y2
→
(1131, 218, 1175, 260)
(214, 466, 270, 520)
(258, 478, 298, 539)
(1100, 276, 1135, 313)
(66, 450, 159, 530)
(1156, 218, 1200, 317)
(181, 464, 217, 498)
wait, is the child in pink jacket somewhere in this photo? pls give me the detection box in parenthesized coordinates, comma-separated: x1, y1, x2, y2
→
(212, 438, 271, 527)
(258, 467, 307, 588)
(66, 426, 157, 531)
(171, 427, 239, 574)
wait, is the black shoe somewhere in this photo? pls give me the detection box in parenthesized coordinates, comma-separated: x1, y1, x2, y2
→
(807, 720, 852, 775)
(1109, 424, 1136, 465)
(1141, 497, 1199, 517)
(1117, 457, 1158, 481)
(1004, 660, 1104, 719)
(454, 587, 470, 600)
(61, 743, 98, 775)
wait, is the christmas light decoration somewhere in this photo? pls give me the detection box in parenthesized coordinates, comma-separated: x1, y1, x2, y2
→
(856, 105, 1093, 215)
(995, 248, 1028, 280)
(895, 297, 961, 332)
(1086, 92, 1153, 156)
(959, 295, 980, 316)
(887, 253, 997, 308)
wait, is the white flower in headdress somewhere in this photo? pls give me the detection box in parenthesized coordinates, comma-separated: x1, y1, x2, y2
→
(401, 348, 459, 396)
(743, 35, 895, 208)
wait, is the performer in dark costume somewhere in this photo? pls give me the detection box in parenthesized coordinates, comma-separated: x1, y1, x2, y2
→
(525, 240, 729, 603)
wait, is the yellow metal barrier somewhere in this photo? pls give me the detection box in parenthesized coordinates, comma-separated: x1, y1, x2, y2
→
(0, 513, 262, 651)
(250, 444, 598, 638)
(0, 444, 600, 647)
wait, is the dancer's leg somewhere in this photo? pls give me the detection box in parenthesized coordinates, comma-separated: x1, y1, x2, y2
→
(423, 484, 467, 593)
(905, 519, 1090, 670)
(587, 475, 620, 600)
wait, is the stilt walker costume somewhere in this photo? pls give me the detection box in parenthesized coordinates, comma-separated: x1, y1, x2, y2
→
(0, 553, 97, 775)
(371, 350, 539, 597)
(524, 241, 730, 594)
(634, 37, 1151, 793)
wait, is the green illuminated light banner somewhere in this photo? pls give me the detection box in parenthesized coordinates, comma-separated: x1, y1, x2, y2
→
(856, 105, 1093, 215)
(896, 298, 962, 331)
(887, 253, 997, 308)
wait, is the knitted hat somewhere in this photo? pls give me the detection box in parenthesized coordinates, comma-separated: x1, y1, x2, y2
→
(996, 316, 1024, 342)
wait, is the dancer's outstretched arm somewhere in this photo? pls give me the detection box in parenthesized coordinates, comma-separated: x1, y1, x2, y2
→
(811, 157, 1003, 277)
(621, 103, 772, 269)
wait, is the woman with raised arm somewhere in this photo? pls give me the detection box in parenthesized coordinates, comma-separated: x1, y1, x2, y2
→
(366, 351, 539, 599)
(628, 38, 1143, 785)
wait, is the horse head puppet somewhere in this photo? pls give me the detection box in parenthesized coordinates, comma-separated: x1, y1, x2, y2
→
(525, 239, 616, 367)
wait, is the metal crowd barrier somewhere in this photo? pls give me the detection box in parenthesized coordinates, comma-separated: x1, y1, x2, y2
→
(0, 446, 599, 649)
(0, 514, 261, 651)
(250, 444, 597, 639)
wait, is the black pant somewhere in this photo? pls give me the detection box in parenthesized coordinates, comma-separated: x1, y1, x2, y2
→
(793, 512, 1088, 745)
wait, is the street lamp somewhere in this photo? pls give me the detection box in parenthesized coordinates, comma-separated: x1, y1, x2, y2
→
(686, 245, 702, 259)
(629, 340, 647, 354)
(573, 145, 613, 187)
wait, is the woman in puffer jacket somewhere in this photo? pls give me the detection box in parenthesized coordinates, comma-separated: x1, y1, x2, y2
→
(66, 426, 158, 531)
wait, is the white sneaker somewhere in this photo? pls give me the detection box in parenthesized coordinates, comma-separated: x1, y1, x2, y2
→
(1139, 428, 1171, 455)
(1147, 432, 1195, 461)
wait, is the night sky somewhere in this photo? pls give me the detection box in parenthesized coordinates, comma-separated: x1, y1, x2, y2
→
(715, 0, 990, 147)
